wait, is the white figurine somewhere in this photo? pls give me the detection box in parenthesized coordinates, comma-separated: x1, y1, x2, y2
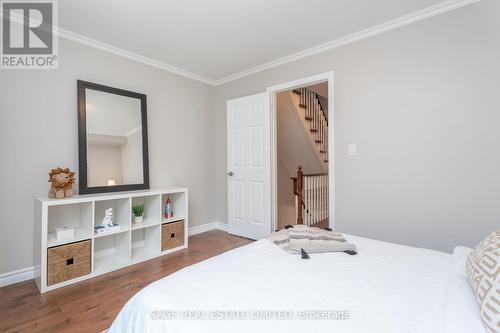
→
(100, 208, 114, 228)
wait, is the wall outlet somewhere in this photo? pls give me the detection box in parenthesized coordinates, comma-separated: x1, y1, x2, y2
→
(348, 144, 357, 156)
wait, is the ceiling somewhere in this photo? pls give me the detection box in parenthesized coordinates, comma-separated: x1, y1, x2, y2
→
(59, 0, 468, 83)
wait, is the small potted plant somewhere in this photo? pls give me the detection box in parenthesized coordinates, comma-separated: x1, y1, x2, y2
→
(132, 204, 144, 224)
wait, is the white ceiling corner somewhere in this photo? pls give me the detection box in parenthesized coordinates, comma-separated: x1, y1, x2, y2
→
(58, 0, 480, 86)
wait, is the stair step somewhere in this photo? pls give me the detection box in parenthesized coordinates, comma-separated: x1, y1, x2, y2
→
(292, 90, 302, 95)
(324, 159, 329, 162)
(298, 103, 307, 109)
(310, 129, 318, 133)
(320, 150, 327, 153)
(305, 116, 313, 121)
(315, 140, 323, 143)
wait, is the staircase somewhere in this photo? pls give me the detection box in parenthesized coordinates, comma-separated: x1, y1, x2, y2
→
(291, 88, 329, 166)
(289, 88, 329, 228)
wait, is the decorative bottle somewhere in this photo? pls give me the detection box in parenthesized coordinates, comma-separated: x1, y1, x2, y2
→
(164, 197, 173, 219)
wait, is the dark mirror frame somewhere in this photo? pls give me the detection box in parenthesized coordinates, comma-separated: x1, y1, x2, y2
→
(77, 80, 150, 194)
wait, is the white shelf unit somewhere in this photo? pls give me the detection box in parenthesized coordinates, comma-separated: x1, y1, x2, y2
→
(34, 187, 188, 293)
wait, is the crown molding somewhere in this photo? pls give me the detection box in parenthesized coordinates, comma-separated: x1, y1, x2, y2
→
(212, 0, 480, 86)
(56, 28, 217, 85)
(14, 0, 478, 86)
(2, 11, 216, 84)
(125, 126, 142, 137)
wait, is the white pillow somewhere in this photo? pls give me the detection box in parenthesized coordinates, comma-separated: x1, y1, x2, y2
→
(444, 247, 487, 333)
(453, 246, 473, 275)
(445, 272, 488, 333)
(466, 230, 500, 333)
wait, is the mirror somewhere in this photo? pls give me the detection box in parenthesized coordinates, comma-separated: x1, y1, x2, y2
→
(78, 80, 149, 194)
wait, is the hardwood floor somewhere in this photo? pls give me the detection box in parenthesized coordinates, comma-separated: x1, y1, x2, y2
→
(0, 231, 252, 333)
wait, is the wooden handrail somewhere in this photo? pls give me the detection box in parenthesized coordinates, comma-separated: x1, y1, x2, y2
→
(296, 166, 304, 224)
(292, 165, 329, 226)
(291, 172, 328, 179)
(315, 94, 328, 125)
(292, 177, 307, 211)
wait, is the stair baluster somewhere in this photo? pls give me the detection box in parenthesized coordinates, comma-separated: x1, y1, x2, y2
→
(291, 166, 329, 227)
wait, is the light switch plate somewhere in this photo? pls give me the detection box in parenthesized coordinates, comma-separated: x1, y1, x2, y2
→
(348, 144, 357, 156)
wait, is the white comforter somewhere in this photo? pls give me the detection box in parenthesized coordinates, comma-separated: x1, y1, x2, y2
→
(109, 235, 480, 333)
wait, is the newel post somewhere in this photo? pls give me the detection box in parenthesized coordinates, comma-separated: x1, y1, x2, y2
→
(297, 166, 303, 225)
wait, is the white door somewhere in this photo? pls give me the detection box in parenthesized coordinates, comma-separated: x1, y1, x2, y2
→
(227, 93, 271, 239)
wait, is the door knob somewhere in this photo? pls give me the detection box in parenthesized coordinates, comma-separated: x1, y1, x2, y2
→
(227, 171, 234, 176)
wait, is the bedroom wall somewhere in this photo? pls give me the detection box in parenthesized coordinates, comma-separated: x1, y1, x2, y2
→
(0, 38, 216, 275)
(213, 0, 500, 252)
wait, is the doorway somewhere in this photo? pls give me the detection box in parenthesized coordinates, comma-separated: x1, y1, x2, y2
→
(226, 72, 334, 239)
(275, 82, 330, 230)
(268, 72, 334, 232)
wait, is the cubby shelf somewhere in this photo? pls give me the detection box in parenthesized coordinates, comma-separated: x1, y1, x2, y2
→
(131, 219, 161, 230)
(131, 222, 159, 230)
(34, 187, 188, 293)
(131, 224, 161, 263)
(94, 254, 130, 275)
(162, 216, 185, 224)
(94, 227, 131, 238)
(47, 229, 92, 248)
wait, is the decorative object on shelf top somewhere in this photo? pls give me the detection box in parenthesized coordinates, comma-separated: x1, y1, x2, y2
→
(55, 226, 75, 240)
(132, 204, 144, 224)
(107, 179, 117, 186)
(164, 197, 173, 219)
(95, 208, 120, 234)
(48, 167, 76, 199)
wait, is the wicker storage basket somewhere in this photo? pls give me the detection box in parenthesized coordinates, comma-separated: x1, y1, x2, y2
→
(47, 239, 91, 286)
(162, 221, 184, 251)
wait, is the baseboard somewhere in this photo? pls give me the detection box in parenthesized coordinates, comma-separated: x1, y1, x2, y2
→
(0, 266, 36, 288)
(0, 223, 227, 289)
(188, 221, 227, 236)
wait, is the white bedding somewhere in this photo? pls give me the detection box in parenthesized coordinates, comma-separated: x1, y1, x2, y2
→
(109, 235, 484, 333)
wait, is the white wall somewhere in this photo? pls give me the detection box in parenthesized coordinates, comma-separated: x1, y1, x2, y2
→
(87, 144, 123, 186)
(213, 0, 500, 252)
(0, 38, 215, 275)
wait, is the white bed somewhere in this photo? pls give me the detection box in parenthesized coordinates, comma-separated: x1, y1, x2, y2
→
(109, 235, 485, 333)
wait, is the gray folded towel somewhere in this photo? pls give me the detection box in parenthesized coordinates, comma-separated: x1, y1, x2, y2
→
(267, 225, 356, 254)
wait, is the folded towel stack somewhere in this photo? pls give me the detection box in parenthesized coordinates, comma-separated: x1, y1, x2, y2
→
(267, 225, 357, 255)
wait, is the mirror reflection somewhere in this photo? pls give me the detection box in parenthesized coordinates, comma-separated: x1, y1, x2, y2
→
(85, 89, 144, 187)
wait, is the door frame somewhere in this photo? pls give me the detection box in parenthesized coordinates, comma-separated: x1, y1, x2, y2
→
(267, 71, 335, 231)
